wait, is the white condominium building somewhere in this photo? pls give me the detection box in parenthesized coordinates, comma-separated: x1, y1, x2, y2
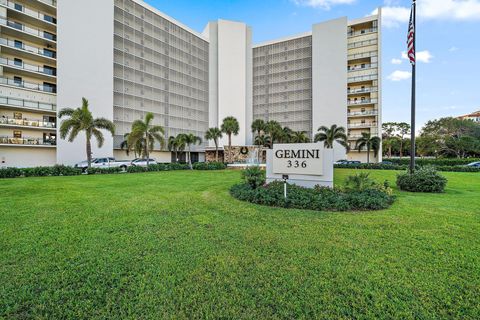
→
(0, 0, 382, 167)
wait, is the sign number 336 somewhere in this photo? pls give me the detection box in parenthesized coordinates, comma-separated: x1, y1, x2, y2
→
(287, 160, 307, 168)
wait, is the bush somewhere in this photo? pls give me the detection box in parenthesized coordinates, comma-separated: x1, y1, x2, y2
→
(193, 162, 227, 170)
(389, 158, 480, 166)
(127, 165, 147, 173)
(51, 165, 82, 176)
(23, 166, 53, 177)
(396, 166, 448, 193)
(334, 163, 480, 173)
(0, 167, 23, 179)
(87, 167, 122, 175)
(230, 179, 395, 212)
(242, 166, 266, 189)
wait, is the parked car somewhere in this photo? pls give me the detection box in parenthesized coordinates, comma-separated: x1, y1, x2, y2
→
(334, 159, 349, 165)
(346, 161, 361, 165)
(75, 157, 130, 172)
(381, 161, 394, 165)
(130, 158, 157, 167)
(466, 161, 480, 168)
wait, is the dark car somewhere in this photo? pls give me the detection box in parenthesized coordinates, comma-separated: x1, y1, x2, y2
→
(381, 161, 394, 165)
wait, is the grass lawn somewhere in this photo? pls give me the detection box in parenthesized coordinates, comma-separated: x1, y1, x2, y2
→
(1, 169, 479, 319)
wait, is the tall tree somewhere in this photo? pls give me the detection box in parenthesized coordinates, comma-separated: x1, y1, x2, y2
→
(251, 119, 266, 138)
(178, 133, 202, 169)
(355, 132, 381, 164)
(168, 136, 180, 162)
(205, 127, 223, 162)
(314, 124, 349, 151)
(120, 132, 143, 158)
(396, 122, 411, 158)
(59, 98, 115, 169)
(127, 112, 165, 166)
(291, 131, 310, 143)
(265, 120, 282, 144)
(382, 122, 398, 158)
(221, 116, 240, 163)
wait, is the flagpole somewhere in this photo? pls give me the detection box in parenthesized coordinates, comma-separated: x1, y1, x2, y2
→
(409, 0, 416, 174)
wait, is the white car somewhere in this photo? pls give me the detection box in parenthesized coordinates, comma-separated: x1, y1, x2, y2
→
(75, 157, 130, 172)
(130, 158, 157, 167)
(466, 161, 480, 168)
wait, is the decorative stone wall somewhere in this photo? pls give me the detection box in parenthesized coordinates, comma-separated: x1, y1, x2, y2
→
(205, 146, 266, 163)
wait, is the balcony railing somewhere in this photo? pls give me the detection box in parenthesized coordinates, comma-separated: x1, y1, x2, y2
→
(0, 18, 57, 42)
(348, 122, 378, 128)
(0, 136, 56, 146)
(348, 74, 378, 83)
(348, 110, 378, 117)
(0, 77, 56, 93)
(348, 28, 378, 37)
(348, 51, 378, 61)
(0, 38, 56, 59)
(0, 96, 56, 112)
(0, 116, 56, 129)
(38, 0, 56, 7)
(0, 57, 56, 76)
(348, 98, 378, 106)
(348, 39, 378, 49)
(348, 63, 378, 72)
(0, 0, 56, 24)
(348, 87, 377, 95)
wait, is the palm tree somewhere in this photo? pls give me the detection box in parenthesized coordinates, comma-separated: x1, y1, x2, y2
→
(314, 124, 349, 151)
(120, 132, 144, 158)
(291, 131, 310, 143)
(280, 126, 294, 143)
(265, 120, 282, 145)
(221, 116, 240, 163)
(59, 98, 115, 169)
(251, 119, 266, 137)
(178, 133, 202, 169)
(168, 136, 180, 162)
(127, 112, 165, 166)
(205, 127, 223, 162)
(355, 132, 381, 164)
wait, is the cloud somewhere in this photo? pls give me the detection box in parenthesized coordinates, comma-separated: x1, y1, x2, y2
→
(292, 0, 355, 10)
(401, 50, 434, 63)
(449, 46, 459, 52)
(387, 70, 412, 81)
(375, 0, 480, 28)
(391, 58, 403, 65)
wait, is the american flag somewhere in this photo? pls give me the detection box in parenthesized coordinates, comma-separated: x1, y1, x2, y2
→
(407, 1, 416, 65)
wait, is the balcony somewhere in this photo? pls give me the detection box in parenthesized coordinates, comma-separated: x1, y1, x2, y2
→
(348, 51, 378, 61)
(0, 76, 56, 93)
(348, 28, 378, 38)
(0, 38, 56, 60)
(348, 110, 378, 117)
(0, 135, 56, 146)
(0, 57, 56, 77)
(0, 0, 56, 25)
(348, 87, 377, 95)
(38, 0, 56, 7)
(0, 96, 56, 113)
(348, 74, 378, 83)
(348, 63, 378, 72)
(348, 98, 378, 106)
(0, 17, 57, 42)
(348, 39, 377, 49)
(0, 116, 56, 130)
(348, 122, 378, 129)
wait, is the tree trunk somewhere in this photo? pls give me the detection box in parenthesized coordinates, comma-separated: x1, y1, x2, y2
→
(188, 145, 192, 169)
(228, 134, 232, 164)
(367, 145, 371, 164)
(399, 140, 403, 158)
(86, 136, 92, 169)
(215, 141, 219, 162)
(145, 135, 150, 166)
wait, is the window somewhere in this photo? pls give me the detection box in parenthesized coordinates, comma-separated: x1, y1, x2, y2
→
(14, 76, 22, 85)
(43, 48, 56, 58)
(14, 58, 23, 67)
(43, 66, 56, 76)
(44, 15, 57, 24)
(43, 82, 56, 93)
(43, 31, 56, 41)
(14, 40, 23, 49)
(14, 3, 23, 11)
(13, 131, 22, 138)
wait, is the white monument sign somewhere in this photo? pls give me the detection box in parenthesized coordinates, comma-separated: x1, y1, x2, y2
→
(267, 143, 334, 188)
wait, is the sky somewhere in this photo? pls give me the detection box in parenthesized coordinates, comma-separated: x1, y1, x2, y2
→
(144, 0, 480, 131)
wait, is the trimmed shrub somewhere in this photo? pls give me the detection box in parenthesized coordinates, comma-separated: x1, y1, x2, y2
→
(87, 167, 122, 175)
(334, 163, 480, 173)
(51, 165, 82, 176)
(0, 167, 23, 179)
(389, 158, 480, 166)
(193, 162, 227, 170)
(396, 166, 448, 193)
(23, 166, 53, 177)
(127, 165, 147, 173)
(230, 180, 395, 212)
(242, 166, 266, 189)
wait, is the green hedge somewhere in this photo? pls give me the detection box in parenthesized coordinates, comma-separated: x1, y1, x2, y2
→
(388, 158, 480, 166)
(396, 166, 448, 193)
(335, 163, 480, 172)
(0, 162, 226, 179)
(230, 181, 395, 212)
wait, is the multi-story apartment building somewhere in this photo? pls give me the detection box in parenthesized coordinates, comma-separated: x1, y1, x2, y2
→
(252, 14, 382, 163)
(0, 0, 57, 167)
(458, 110, 480, 123)
(347, 15, 382, 162)
(1, 0, 381, 167)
